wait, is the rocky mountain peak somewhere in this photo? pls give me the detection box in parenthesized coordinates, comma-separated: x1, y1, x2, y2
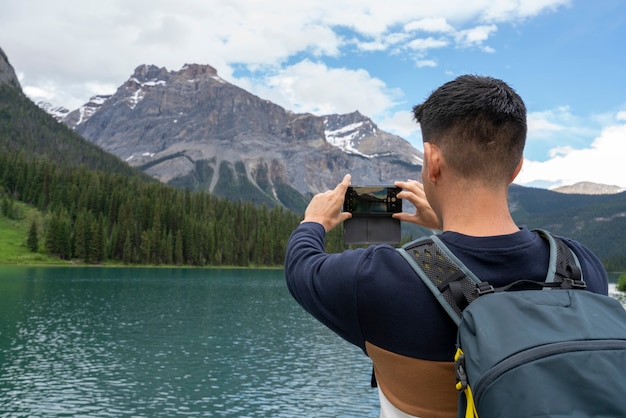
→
(179, 63, 219, 79)
(0, 47, 21, 89)
(131, 64, 169, 82)
(61, 62, 423, 210)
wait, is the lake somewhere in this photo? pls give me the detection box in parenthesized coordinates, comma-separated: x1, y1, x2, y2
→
(0, 267, 624, 417)
(0, 267, 379, 417)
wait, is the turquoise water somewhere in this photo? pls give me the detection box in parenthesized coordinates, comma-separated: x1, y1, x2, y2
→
(1, 267, 624, 417)
(0, 267, 378, 417)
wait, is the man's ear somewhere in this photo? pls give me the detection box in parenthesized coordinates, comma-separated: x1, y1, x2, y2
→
(424, 142, 441, 184)
(509, 156, 524, 184)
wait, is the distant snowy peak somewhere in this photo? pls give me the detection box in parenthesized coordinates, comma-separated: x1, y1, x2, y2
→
(46, 64, 229, 129)
(78, 95, 110, 124)
(37, 101, 71, 122)
(61, 95, 111, 128)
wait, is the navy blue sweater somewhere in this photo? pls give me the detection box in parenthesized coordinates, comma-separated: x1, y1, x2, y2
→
(285, 223, 608, 361)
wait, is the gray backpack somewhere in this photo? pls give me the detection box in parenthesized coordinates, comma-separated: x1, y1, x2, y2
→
(398, 230, 626, 417)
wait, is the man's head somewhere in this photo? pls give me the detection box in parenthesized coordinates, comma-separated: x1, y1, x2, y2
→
(413, 75, 526, 187)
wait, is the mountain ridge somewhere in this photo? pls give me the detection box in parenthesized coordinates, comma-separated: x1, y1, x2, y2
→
(0, 47, 20, 89)
(3, 46, 626, 265)
(552, 181, 624, 195)
(59, 63, 422, 211)
(52, 63, 619, 197)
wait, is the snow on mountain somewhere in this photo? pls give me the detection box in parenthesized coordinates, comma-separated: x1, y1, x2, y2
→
(126, 77, 167, 109)
(62, 95, 112, 128)
(37, 101, 71, 122)
(324, 120, 372, 157)
(322, 111, 422, 165)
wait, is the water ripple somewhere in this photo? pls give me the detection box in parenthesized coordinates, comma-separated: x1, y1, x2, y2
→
(0, 267, 379, 417)
(1, 268, 622, 417)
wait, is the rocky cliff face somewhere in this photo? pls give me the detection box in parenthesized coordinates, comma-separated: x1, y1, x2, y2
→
(64, 63, 423, 211)
(0, 47, 21, 89)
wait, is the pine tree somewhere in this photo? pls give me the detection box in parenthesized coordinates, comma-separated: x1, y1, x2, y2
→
(27, 219, 38, 252)
(140, 230, 151, 264)
(174, 229, 184, 265)
(123, 230, 132, 264)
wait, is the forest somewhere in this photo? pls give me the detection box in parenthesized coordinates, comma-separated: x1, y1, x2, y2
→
(0, 149, 350, 266)
(0, 84, 346, 266)
(2, 83, 625, 269)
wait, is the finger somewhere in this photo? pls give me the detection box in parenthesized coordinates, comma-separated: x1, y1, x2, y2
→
(392, 212, 415, 223)
(335, 174, 351, 194)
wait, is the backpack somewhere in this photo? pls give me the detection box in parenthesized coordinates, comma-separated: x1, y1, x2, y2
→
(397, 229, 626, 418)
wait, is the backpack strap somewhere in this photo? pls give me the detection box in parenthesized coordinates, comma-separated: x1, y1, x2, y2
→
(397, 235, 485, 325)
(397, 229, 586, 326)
(535, 228, 584, 285)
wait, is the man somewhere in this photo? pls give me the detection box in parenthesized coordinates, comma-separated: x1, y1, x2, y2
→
(284, 75, 608, 417)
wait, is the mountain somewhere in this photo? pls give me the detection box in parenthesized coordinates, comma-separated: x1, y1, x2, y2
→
(509, 184, 626, 266)
(0, 48, 150, 181)
(552, 182, 624, 195)
(62, 64, 422, 211)
(4, 44, 625, 265)
(37, 101, 71, 122)
(62, 94, 111, 126)
(0, 47, 20, 89)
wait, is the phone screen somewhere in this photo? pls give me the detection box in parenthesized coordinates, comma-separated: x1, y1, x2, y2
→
(344, 186, 401, 215)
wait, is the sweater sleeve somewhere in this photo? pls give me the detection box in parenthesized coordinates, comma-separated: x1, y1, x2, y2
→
(284, 222, 368, 350)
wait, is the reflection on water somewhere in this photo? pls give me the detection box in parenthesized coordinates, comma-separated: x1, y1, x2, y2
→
(0, 267, 378, 417)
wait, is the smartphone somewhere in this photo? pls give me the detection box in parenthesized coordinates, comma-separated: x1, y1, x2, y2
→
(343, 186, 402, 244)
(343, 186, 402, 216)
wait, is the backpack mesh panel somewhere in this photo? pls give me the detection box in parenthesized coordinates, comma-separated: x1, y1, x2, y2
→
(407, 240, 478, 317)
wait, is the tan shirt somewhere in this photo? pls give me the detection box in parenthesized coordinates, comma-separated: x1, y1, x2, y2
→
(366, 341, 457, 417)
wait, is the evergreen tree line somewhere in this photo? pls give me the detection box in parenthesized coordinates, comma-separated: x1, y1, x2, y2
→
(0, 150, 318, 266)
(0, 84, 151, 180)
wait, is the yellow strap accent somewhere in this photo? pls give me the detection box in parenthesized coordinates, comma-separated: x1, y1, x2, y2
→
(463, 385, 479, 418)
(454, 348, 479, 418)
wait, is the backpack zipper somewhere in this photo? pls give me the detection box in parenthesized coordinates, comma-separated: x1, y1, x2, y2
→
(472, 339, 626, 405)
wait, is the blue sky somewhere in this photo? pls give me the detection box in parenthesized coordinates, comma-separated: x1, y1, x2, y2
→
(1, 0, 625, 189)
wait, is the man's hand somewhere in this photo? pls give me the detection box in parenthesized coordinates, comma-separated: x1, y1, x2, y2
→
(301, 174, 353, 232)
(393, 179, 441, 230)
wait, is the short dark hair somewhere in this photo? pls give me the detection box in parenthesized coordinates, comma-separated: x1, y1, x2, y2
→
(413, 75, 527, 186)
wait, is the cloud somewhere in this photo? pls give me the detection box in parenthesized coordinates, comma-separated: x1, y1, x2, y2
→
(516, 122, 626, 188)
(378, 110, 421, 144)
(415, 59, 438, 68)
(407, 37, 450, 51)
(241, 60, 402, 117)
(404, 17, 455, 33)
(526, 106, 602, 159)
(454, 24, 498, 49)
(0, 0, 570, 110)
(480, 0, 571, 23)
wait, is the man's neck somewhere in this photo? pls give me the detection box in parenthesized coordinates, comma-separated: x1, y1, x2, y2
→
(437, 183, 518, 237)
